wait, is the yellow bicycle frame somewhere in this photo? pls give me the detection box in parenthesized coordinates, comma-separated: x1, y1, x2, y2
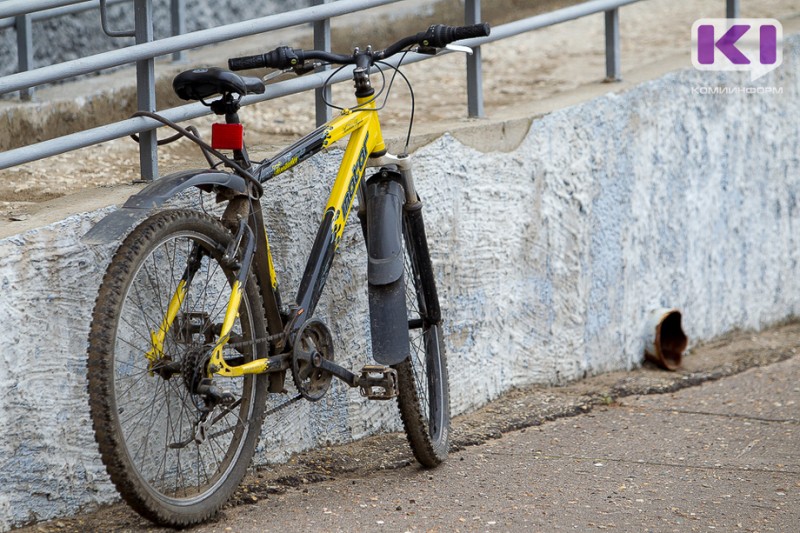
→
(148, 95, 386, 378)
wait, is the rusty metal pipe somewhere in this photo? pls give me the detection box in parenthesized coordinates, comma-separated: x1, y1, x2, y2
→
(644, 308, 688, 370)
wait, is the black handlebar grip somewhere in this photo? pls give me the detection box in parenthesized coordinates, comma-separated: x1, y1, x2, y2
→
(229, 54, 267, 71)
(423, 23, 490, 48)
(229, 46, 305, 71)
(453, 23, 491, 41)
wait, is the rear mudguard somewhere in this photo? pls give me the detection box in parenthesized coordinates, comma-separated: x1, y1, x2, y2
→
(365, 171, 409, 365)
(82, 169, 249, 245)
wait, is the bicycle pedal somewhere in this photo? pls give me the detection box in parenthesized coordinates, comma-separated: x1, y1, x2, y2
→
(358, 365, 398, 400)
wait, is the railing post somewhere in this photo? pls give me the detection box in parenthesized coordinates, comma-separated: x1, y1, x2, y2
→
(135, 0, 158, 181)
(171, 0, 186, 62)
(15, 14, 33, 100)
(604, 8, 621, 82)
(726, 0, 740, 18)
(465, 0, 484, 118)
(313, 0, 332, 126)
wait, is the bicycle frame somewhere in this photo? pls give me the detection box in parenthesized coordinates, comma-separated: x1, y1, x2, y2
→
(258, 94, 386, 313)
(154, 94, 389, 379)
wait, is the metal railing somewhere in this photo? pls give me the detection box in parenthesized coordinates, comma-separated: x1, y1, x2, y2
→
(0, 0, 742, 180)
(0, 0, 186, 100)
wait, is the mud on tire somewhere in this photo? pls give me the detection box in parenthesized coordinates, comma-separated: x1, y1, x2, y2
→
(87, 209, 268, 526)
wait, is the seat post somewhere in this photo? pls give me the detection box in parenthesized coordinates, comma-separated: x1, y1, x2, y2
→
(225, 111, 241, 125)
(210, 93, 241, 122)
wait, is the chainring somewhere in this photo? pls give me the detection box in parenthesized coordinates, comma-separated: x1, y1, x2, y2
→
(291, 319, 335, 401)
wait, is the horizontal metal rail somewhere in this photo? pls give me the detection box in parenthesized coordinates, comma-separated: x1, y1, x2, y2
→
(0, 0, 129, 29)
(0, 0, 399, 96)
(0, 0, 89, 19)
(461, 0, 640, 45)
(0, 50, 430, 169)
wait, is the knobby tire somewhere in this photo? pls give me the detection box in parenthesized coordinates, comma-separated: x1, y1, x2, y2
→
(87, 209, 268, 526)
(393, 206, 450, 466)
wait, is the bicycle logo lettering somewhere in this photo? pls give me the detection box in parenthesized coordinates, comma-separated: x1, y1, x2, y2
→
(342, 131, 369, 215)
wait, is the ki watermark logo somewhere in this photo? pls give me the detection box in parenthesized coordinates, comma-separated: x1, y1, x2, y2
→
(691, 19, 783, 81)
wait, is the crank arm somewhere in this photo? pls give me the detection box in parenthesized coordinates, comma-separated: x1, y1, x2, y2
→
(307, 353, 398, 397)
(311, 355, 359, 387)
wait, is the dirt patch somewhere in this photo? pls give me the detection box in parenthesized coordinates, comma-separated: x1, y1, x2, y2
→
(13, 321, 800, 533)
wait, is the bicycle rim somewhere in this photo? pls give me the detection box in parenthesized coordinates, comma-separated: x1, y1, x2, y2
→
(88, 210, 266, 525)
(394, 216, 450, 466)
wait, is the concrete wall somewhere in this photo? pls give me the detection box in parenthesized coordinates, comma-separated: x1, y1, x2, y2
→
(0, 38, 798, 530)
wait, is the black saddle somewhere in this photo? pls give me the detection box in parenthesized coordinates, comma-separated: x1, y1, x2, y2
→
(173, 67, 265, 101)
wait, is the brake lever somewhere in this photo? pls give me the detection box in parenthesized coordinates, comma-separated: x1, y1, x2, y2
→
(445, 43, 473, 55)
(263, 68, 291, 82)
(414, 43, 473, 56)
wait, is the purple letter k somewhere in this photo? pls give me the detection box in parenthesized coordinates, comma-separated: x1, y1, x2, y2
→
(697, 24, 751, 65)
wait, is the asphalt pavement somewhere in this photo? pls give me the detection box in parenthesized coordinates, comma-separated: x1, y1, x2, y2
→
(190, 355, 799, 533)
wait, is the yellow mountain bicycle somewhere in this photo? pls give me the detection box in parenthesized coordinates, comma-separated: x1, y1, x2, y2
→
(84, 23, 490, 526)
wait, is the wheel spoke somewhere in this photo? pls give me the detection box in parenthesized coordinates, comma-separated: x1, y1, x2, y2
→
(393, 219, 449, 467)
(88, 210, 268, 524)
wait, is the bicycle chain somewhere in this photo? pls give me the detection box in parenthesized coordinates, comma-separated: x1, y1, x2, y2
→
(265, 393, 303, 416)
(222, 331, 285, 353)
(224, 333, 306, 420)
(224, 332, 305, 418)
(203, 393, 302, 443)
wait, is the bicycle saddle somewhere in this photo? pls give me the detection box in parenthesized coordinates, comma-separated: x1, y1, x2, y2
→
(173, 67, 265, 101)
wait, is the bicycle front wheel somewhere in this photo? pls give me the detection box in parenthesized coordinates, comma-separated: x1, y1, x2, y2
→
(87, 209, 268, 526)
(394, 203, 450, 467)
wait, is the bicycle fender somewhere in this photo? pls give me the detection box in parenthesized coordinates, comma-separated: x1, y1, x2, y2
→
(365, 172, 408, 366)
(82, 169, 249, 245)
(365, 173, 405, 286)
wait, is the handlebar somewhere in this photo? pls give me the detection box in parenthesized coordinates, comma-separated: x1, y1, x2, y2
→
(228, 23, 491, 72)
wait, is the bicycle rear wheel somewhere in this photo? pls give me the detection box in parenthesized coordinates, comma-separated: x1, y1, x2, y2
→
(87, 209, 268, 526)
(393, 204, 450, 467)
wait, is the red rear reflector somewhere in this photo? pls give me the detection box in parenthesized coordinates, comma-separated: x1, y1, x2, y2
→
(211, 123, 244, 150)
